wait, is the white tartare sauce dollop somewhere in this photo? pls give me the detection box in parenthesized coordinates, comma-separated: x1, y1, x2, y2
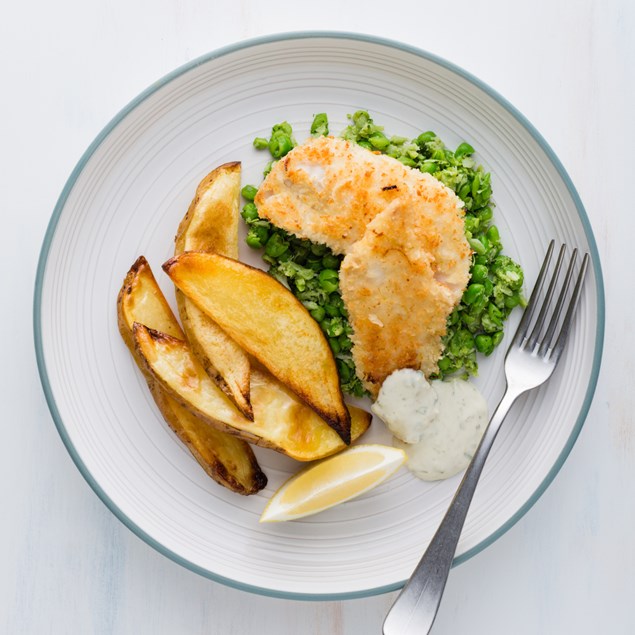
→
(371, 370, 488, 481)
(370, 369, 439, 443)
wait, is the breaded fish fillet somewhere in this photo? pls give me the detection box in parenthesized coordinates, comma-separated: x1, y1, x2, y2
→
(255, 135, 471, 395)
(340, 199, 470, 396)
(256, 136, 466, 266)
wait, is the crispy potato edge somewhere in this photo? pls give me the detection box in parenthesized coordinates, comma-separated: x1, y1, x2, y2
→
(174, 161, 241, 250)
(117, 257, 267, 495)
(162, 251, 352, 444)
(132, 323, 370, 461)
(173, 162, 254, 420)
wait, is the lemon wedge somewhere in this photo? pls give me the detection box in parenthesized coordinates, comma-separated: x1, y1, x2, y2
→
(260, 444, 406, 522)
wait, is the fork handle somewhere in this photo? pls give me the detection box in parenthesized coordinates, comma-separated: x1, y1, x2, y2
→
(383, 387, 521, 635)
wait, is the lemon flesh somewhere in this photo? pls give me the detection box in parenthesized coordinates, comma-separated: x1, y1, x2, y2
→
(260, 444, 406, 522)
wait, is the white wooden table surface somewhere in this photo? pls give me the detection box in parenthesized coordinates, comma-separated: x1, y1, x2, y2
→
(2, 0, 633, 633)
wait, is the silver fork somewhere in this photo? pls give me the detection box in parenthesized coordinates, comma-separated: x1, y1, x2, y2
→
(383, 241, 590, 635)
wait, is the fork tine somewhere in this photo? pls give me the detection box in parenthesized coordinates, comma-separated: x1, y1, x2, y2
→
(526, 244, 567, 351)
(539, 248, 578, 355)
(548, 252, 589, 362)
(513, 240, 555, 347)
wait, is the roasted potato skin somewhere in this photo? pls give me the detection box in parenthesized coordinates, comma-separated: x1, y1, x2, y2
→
(117, 256, 266, 495)
(175, 162, 241, 257)
(163, 252, 352, 444)
(174, 162, 253, 419)
(117, 255, 184, 350)
(132, 324, 370, 461)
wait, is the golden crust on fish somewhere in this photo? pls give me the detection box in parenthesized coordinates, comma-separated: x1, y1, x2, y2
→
(340, 200, 471, 396)
(255, 135, 468, 266)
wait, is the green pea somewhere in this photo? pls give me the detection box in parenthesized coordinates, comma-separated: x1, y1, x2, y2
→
(318, 269, 339, 293)
(369, 133, 390, 150)
(461, 311, 482, 333)
(250, 223, 269, 244)
(253, 137, 269, 150)
(486, 225, 500, 244)
(449, 329, 475, 356)
(463, 283, 485, 305)
(475, 334, 494, 355)
(481, 303, 503, 333)
(420, 161, 438, 174)
(337, 359, 353, 382)
(269, 134, 293, 159)
(492, 331, 504, 348)
(265, 233, 289, 258)
(310, 243, 327, 256)
(471, 173, 482, 199)
(471, 264, 489, 284)
(351, 110, 370, 128)
(358, 140, 373, 150)
(338, 334, 352, 351)
(245, 234, 263, 249)
(277, 250, 292, 263)
(488, 303, 503, 322)
(324, 302, 341, 317)
(458, 183, 471, 201)
(472, 294, 489, 314)
(480, 182, 492, 201)
(477, 206, 493, 223)
(241, 184, 258, 201)
(241, 203, 258, 222)
(478, 234, 490, 252)
(455, 142, 475, 159)
(416, 131, 436, 146)
(310, 113, 329, 136)
(307, 259, 323, 272)
(464, 216, 480, 235)
(328, 337, 341, 354)
(473, 254, 488, 266)
(309, 306, 325, 322)
(326, 319, 344, 338)
(437, 356, 453, 372)
(397, 156, 417, 167)
(317, 264, 336, 277)
(505, 293, 521, 309)
(272, 122, 293, 136)
(320, 280, 339, 294)
(322, 254, 340, 269)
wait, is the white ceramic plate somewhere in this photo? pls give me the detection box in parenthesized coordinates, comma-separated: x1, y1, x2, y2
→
(35, 33, 604, 599)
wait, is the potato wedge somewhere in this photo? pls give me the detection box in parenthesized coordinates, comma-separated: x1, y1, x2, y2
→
(174, 162, 253, 419)
(117, 256, 266, 494)
(176, 162, 242, 257)
(163, 252, 352, 444)
(133, 324, 370, 461)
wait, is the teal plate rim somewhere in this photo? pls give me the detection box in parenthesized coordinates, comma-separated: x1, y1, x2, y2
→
(33, 30, 605, 601)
